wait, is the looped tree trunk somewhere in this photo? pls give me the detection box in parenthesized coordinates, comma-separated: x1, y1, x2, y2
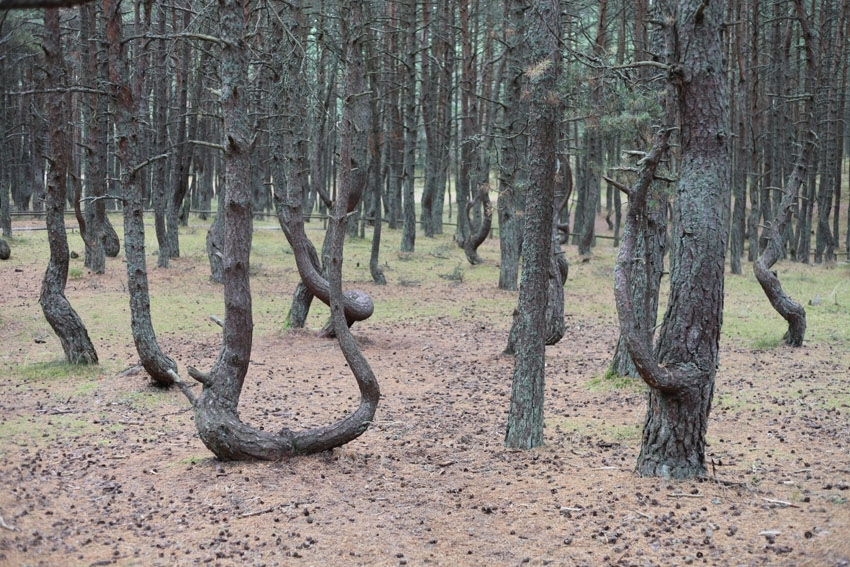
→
(181, 0, 379, 462)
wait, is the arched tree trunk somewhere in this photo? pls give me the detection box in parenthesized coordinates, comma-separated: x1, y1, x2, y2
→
(183, 0, 379, 460)
(39, 8, 98, 365)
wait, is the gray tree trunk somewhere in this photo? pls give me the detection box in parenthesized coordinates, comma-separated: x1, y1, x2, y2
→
(497, 0, 527, 292)
(106, 0, 176, 386)
(614, 0, 731, 479)
(400, 0, 417, 252)
(504, 0, 561, 450)
(185, 0, 379, 460)
(39, 8, 98, 365)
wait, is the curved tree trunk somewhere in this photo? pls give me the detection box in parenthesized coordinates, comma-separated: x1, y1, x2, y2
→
(609, 197, 667, 378)
(614, 0, 730, 480)
(106, 0, 176, 386)
(462, 185, 492, 265)
(752, 0, 815, 348)
(185, 0, 379, 460)
(39, 8, 98, 365)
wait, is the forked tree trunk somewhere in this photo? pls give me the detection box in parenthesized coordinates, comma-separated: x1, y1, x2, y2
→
(614, 0, 730, 479)
(184, 0, 379, 460)
(39, 8, 98, 365)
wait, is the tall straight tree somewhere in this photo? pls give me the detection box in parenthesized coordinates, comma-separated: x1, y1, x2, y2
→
(400, 0, 418, 252)
(504, 0, 561, 449)
(39, 7, 99, 365)
(614, 0, 730, 478)
(497, 0, 528, 292)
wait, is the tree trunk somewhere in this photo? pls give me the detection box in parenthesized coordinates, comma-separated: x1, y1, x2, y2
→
(615, 0, 730, 480)
(106, 0, 176, 386)
(497, 0, 527, 292)
(753, 0, 817, 348)
(610, 196, 667, 378)
(39, 8, 98, 365)
(504, 0, 561, 450)
(185, 0, 379, 460)
(400, 0, 417, 252)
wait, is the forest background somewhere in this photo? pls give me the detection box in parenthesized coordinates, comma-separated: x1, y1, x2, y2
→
(1, 0, 850, 565)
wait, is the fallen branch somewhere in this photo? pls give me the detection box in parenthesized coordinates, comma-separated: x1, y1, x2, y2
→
(240, 506, 275, 519)
(760, 497, 799, 508)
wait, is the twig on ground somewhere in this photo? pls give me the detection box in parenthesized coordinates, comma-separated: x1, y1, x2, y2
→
(760, 497, 799, 508)
(0, 513, 17, 531)
(240, 507, 275, 519)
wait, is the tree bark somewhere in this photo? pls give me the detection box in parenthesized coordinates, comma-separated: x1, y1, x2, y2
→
(753, 0, 816, 348)
(400, 0, 417, 252)
(186, 0, 379, 460)
(497, 0, 527, 292)
(39, 8, 98, 365)
(504, 0, 561, 450)
(106, 0, 176, 386)
(614, 0, 730, 480)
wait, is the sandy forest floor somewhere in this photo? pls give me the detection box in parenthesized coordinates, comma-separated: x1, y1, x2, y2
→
(1, 218, 849, 567)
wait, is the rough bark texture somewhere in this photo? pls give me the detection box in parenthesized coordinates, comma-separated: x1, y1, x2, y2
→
(610, 198, 667, 378)
(187, 0, 379, 460)
(497, 0, 527, 292)
(106, 0, 176, 386)
(504, 0, 560, 450)
(615, 0, 731, 479)
(399, 0, 417, 253)
(0, 238, 9, 260)
(38, 8, 98, 365)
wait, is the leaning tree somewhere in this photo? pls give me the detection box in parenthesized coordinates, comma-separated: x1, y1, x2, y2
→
(105, 0, 177, 386)
(752, 0, 818, 348)
(38, 7, 98, 365)
(176, 0, 380, 460)
(614, 0, 731, 479)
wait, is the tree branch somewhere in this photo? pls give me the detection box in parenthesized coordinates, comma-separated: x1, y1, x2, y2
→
(612, 127, 678, 393)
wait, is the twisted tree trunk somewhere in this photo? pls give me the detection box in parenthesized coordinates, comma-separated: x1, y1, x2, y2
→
(185, 0, 379, 460)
